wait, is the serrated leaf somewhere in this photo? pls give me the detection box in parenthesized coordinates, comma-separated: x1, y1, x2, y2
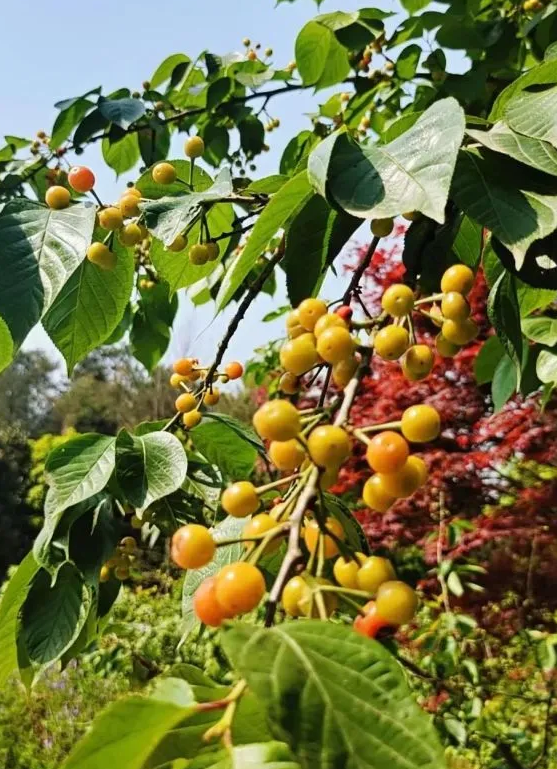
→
(295, 20, 350, 90)
(452, 214, 482, 269)
(190, 417, 258, 480)
(474, 336, 505, 385)
(283, 196, 359, 305)
(44, 433, 115, 517)
(309, 98, 465, 224)
(0, 200, 96, 350)
(222, 621, 446, 769)
(217, 171, 313, 309)
(451, 149, 557, 269)
(487, 271, 522, 370)
(102, 131, 140, 175)
(22, 563, 91, 665)
(0, 552, 39, 687)
(467, 122, 557, 177)
(43, 239, 134, 373)
(141, 167, 233, 247)
(504, 84, 557, 148)
(115, 429, 188, 513)
(490, 58, 557, 121)
(61, 692, 193, 769)
(181, 517, 244, 638)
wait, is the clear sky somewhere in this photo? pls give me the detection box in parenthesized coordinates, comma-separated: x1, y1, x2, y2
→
(0, 0, 397, 372)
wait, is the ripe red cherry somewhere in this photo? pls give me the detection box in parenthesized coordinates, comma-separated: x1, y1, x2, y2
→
(353, 601, 389, 638)
(335, 305, 353, 323)
(68, 166, 96, 193)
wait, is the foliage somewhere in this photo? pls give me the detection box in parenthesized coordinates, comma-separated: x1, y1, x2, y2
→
(2, 0, 557, 766)
(0, 426, 35, 579)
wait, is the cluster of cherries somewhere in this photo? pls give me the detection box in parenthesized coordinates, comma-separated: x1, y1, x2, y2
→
(170, 358, 244, 429)
(100, 536, 138, 582)
(42, 135, 212, 272)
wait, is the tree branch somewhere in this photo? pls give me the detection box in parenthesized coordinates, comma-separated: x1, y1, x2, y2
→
(264, 359, 367, 626)
(342, 236, 380, 305)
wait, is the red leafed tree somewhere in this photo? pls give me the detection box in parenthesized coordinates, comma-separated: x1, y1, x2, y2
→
(333, 234, 557, 610)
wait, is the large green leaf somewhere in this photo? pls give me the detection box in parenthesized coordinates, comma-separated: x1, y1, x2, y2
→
(467, 123, 557, 177)
(522, 316, 557, 345)
(130, 281, 178, 372)
(396, 44, 421, 80)
(451, 149, 557, 269)
(217, 171, 313, 309)
(490, 60, 557, 119)
(115, 429, 188, 513)
(98, 97, 146, 129)
(149, 201, 235, 294)
(190, 415, 259, 480)
(189, 743, 301, 769)
(283, 196, 359, 305)
(0, 200, 96, 349)
(51, 88, 100, 148)
(452, 215, 483, 269)
(0, 553, 39, 687)
(181, 516, 244, 637)
(504, 84, 557, 148)
(487, 271, 522, 371)
(536, 348, 557, 384)
(141, 167, 233, 247)
(43, 239, 134, 374)
(492, 353, 517, 410)
(295, 20, 350, 90)
(61, 688, 193, 769)
(150, 54, 191, 89)
(308, 98, 465, 224)
(102, 131, 140, 175)
(222, 621, 446, 769)
(21, 563, 92, 665)
(517, 284, 557, 316)
(44, 433, 116, 517)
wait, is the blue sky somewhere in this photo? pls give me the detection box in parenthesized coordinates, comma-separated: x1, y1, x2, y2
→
(1, 0, 398, 371)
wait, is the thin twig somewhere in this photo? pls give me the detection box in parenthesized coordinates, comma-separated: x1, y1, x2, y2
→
(204, 240, 285, 386)
(342, 236, 380, 304)
(437, 492, 452, 615)
(264, 363, 367, 626)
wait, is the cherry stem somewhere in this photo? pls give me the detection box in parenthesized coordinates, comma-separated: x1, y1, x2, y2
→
(257, 473, 301, 494)
(358, 420, 402, 433)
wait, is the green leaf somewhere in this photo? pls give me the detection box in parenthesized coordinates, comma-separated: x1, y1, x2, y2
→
(43, 239, 134, 374)
(451, 149, 557, 270)
(474, 336, 505, 385)
(0, 200, 96, 350)
(203, 412, 264, 454)
(141, 167, 233, 247)
(222, 621, 446, 769)
(492, 353, 517, 410)
(136, 159, 214, 199)
(151, 54, 191, 89)
(452, 215, 482, 269)
(280, 131, 319, 176)
(309, 98, 465, 224)
(400, 0, 430, 10)
(467, 122, 557, 177)
(239, 115, 265, 155)
(61, 692, 192, 769)
(102, 131, 140, 175)
(247, 175, 288, 194)
(522, 316, 557, 345)
(190, 418, 258, 480)
(504, 84, 557, 148)
(130, 281, 178, 371)
(487, 271, 522, 370)
(51, 89, 100, 148)
(22, 563, 92, 665)
(115, 429, 188, 513)
(149, 200, 234, 294)
(0, 316, 13, 373)
(98, 97, 145, 130)
(73, 109, 110, 147)
(295, 20, 350, 90)
(0, 553, 40, 687)
(396, 44, 421, 80)
(283, 196, 359, 305)
(216, 171, 313, 310)
(181, 517, 245, 637)
(322, 493, 369, 553)
(138, 121, 171, 166)
(517, 284, 557, 316)
(447, 570, 464, 597)
(202, 123, 230, 168)
(44, 433, 116, 517)
(536, 348, 557, 384)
